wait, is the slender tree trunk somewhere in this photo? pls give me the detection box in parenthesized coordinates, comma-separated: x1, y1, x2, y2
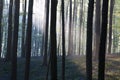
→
(43, 0, 50, 66)
(108, 0, 115, 54)
(50, 0, 58, 79)
(24, 0, 34, 80)
(86, 0, 94, 80)
(79, 0, 83, 55)
(94, 0, 101, 59)
(21, 0, 27, 58)
(11, 0, 20, 80)
(6, 0, 13, 61)
(68, 0, 73, 55)
(61, 0, 66, 79)
(0, 0, 4, 58)
(98, 0, 109, 80)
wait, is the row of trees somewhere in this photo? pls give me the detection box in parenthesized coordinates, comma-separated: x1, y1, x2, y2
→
(0, 0, 119, 80)
(0, 0, 118, 59)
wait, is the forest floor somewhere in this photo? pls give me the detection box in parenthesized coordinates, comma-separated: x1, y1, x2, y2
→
(0, 54, 120, 80)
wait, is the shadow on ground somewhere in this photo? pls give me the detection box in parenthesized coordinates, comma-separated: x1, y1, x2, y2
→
(0, 56, 86, 80)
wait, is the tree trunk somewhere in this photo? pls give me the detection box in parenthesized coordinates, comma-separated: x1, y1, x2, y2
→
(50, 0, 58, 79)
(86, 0, 94, 80)
(21, 0, 27, 58)
(0, 0, 4, 58)
(98, 0, 109, 80)
(79, 0, 83, 55)
(24, 0, 34, 80)
(68, 0, 73, 55)
(11, 0, 20, 80)
(108, 0, 115, 54)
(43, 0, 50, 66)
(6, 0, 13, 61)
(61, 0, 66, 79)
(94, 0, 101, 59)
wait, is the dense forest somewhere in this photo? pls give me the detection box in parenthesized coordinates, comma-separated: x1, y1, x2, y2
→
(0, 0, 120, 80)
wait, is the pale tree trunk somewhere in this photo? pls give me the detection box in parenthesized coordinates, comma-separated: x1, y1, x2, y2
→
(68, 0, 73, 55)
(108, 0, 115, 54)
(79, 0, 83, 55)
(94, 0, 101, 59)
(61, 0, 66, 80)
(43, 0, 50, 66)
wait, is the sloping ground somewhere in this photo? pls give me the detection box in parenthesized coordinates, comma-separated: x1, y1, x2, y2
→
(70, 55, 120, 80)
(0, 57, 86, 80)
(0, 55, 119, 80)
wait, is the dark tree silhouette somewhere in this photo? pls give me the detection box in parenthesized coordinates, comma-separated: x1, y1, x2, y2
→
(6, 0, 13, 61)
(0, 0, 3, 58)
(11, 0, 20, 80)
(61, 0, 66, 80)
(21, 0, 27, 58)
(50, 0, 58, 79)
(24, 0, 34, 80)
(98, 0, 109, 80)
(86, 0, 94, 80)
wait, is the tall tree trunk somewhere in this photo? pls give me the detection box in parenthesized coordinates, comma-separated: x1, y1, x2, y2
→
(11, 0, 20, 80)
(6, 0, 13, 61)
(94, 0, 101, 59)
(68, 0, 73, 55)
(0, 0, 4, 58)
(79, 0, 83, 55)
(86, 0, 94, 80)
(24, 0, 34, 79)
(43, 0, 50, 66)
(98, 0, 109, 80)
(61, 0, 66, 79)
(21, 0, 27, 58)
(50, 0, 58, 79)
(108, 0, 115, 54)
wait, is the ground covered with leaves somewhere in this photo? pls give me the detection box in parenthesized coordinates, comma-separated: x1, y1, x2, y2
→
(0, 55, 120, 80)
